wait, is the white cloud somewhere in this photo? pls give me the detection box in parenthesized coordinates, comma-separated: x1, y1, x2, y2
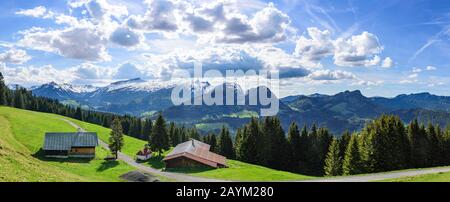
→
(114, 62, 143, 79)
(0, 49, 31, 64)
(426, 65, 437, 71)
(293, 28, 389, 68)
(308, 69, 356, 80)
(354, 80, 384, 86)
(408, 73, 418, 79)
(18, 25, 111, 61)
(333, 31, 383, 67)
(15, 6, 53, 18)
(126, 0, 181, 32)
(71, 63, 113, 79)
(1, 64, 76, 86)
(217, 3, 291, 43)
(381, 57, 393, 68)
(110, 26, 144, 47)
(294, 27, 334, 65)
(412, 67, 422, 73)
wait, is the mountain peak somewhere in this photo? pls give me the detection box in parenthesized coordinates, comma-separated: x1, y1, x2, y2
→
(339, 90, 363, 97)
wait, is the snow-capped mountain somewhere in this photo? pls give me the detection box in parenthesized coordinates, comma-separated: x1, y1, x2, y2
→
(31, 78, 213, 115)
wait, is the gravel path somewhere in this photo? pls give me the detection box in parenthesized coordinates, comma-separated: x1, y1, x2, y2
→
(296, 167, 450, 182)
(59, 117, 227, 182)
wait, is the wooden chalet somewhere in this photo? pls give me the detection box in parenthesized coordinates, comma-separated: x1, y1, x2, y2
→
(163, 139, 227, 168)
(43, 132, 99, 158)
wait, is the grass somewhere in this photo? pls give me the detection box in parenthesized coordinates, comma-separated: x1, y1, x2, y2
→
(0, 106, 135, 182)
(59, 116, 148, 157)
(382, 171, 450, 182)
(168, 160, 316, 181)
(0, 106, 315, 182)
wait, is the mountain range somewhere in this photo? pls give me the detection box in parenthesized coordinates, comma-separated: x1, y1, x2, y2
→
(29, 78, 450, 135)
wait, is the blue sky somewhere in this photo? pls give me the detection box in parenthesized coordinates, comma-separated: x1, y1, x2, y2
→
(0, 0, 449, 97)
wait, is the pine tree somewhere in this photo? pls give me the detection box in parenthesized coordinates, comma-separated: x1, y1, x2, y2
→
(189, 127, 200, 140)
(339, 131, 351, 159)
(407, 119, 429, 168)
(324, 137, 342, 176)
(209, 133, 217, 152)
(13, 89, 25, 109)
(142, 118, 152, 141)
(0, 72, 7, 105)
(150, 113, 169, 156)
(237, 118, 262, 164)
(342, 134, 362, 175)
(180, 125, 188, 142)
(267, 117, 289, 170)
(109, 118, 124, 159)
(287, 122, 301, 171)
(168, 122, 178, 146)
(234, 128, 243, 159)
(75, 107, 82, 120)
(217, 126, 235, 159)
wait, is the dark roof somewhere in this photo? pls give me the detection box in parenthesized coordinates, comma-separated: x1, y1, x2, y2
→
(163, 139, 227, 167)
(43, 132, 98, 151)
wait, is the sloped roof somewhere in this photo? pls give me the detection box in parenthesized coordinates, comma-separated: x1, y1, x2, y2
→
(163, 139, 227, 167)
(43, 132, 98, 151)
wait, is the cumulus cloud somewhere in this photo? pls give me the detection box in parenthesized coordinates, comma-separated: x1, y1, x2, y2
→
(294, 27, 334, 64)
(71, 63, 113, 79)
(126, 0, 180, 32)
(308, 69, 356, 80)
(217, 3, 291, 43)
(185, 14, 215, 33)
(110, 26, 144, 47)
(293, 28, 389, 68)
(18, 25, 111, 61)
(114, 63, 143, 79)
(333, 32, 383, 67)
(1, 64, 76, 85)
(381, 57, 393, 68)
(76, 0, 128, 20)
(0, 49, 31, 64)
(278, 67, 310, 78)
(15, 6, 53, 18)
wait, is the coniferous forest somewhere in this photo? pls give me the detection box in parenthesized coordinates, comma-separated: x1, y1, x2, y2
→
(1, 72, 450, 177)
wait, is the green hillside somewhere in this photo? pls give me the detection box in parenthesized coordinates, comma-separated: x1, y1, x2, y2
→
(0, 106, 314, 182)
(0, 106, 135, 182)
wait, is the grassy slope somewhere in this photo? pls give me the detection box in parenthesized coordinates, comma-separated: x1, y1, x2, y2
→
(50, 112, 315, 181)
(0, 107, 135, 182)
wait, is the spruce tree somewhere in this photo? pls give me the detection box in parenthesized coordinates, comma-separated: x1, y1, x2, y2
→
(407, 119, 429, 168)
(189, 127, 200, 140)
(142, 118, 152, 141)
(324, 137, 342, 176)
(13, 89, 25, 109)
(343, 134, 362, 175)
(150, 113, 169, 156)
(287, 122, 301, 171)
(217, 126, 235, 159)
(238, 118, 262, 164)
(0, 72, 7, 105)
(267, 117, 289, 170)
(109, 118, 124, 159)
(209, 133, 217, 153)
(168, 122, 178, 146)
